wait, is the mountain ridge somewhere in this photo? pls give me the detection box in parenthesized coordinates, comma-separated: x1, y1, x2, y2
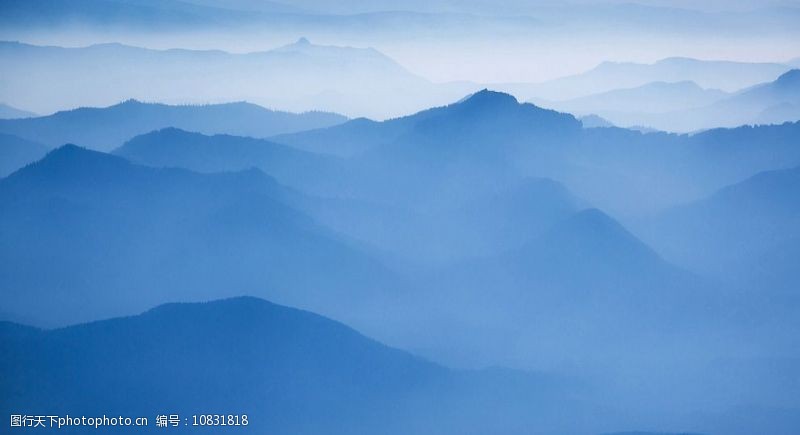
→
(0, 98, 347, 152)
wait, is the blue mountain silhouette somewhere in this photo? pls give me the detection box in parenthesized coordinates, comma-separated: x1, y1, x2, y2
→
(0, 145, 394, 327)
(115, 127, 345, 196)
(0, 133, 48, 177)
(0, 99, 346, 152)
(1, 296, 592, 435)
(641, 165, 800, 278)
(0, 102, 36, 119)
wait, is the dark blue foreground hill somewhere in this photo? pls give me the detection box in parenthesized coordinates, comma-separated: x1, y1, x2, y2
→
(0, 296, 594, 435)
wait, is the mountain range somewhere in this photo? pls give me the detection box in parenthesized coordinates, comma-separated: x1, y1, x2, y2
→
(0, 102, 35, 119)
(3, 2, 800, 434)
(272, 90, 800, 216)
(537, 69, 800, 132)
(114, 127, 346, 196)
(0, 89, 799, 435)
(512, 57, 793, 101)
(638, 165, 800, 279)
(0, 296, 599, 435)
(0, 99, 346, 152)
(537, 81, 729, 117)
(0, 40, 475, 119)
(0, 145, 396, 328)
(407, 207, 725, 369)
(0, 133, 48, 177)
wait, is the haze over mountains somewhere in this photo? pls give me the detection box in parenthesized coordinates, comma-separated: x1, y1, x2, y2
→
(0, 102, 36, 119)
(2, 1, 800, 434)
(0, 145, 397, 328)
(518, 57, 792, 100)
(537, 69, 800, 131)
(639, 166, 800, 278)
(272, 90, 800, 215)
(0, 297, 606, 435)
(0, 99, 346, 152)
(2, 39, 797, 130)
(0, 40, 474, 119)
(0, 133, 48, 177)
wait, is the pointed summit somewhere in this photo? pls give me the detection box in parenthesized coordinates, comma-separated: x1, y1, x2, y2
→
(457, 89, 519, 107)
(277, 37, 315, 52)
(775, 69, 800, 87)
(533, 208, 663, 267)
(8, 144, 132, 183)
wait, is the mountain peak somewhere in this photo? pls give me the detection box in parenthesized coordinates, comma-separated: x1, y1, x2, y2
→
(40, 143, 121, 165)
(775, 69, 800, 86)
(277, 37, 320, 52)
(536, 208, 662, 265)
(656, 56, 699, 65)
(116, 98, 146, 107)
(458, 89, 519, 107)
(5, 143, 132, 184)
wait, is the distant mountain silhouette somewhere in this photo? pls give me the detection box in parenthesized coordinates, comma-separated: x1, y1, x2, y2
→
(498, 209, 694, 297)
(0, 40, 475, 119)
(411, 208, 724, 368)
(311, 176, 587, 264)
(606, 70, 800, 131)
(115, 127, 345, 196)
(0, 102, 36, 119)
(0, 296, 594, 435)
(579, 114, 615, 128)
(0, 145, 395, 327)
(445, 177, 586, 256)
(729, 69, 800, 124)
(121, 125, 585, 262)
(277, 90, 800, 216)
(519, 57, 791, 101)
(0, 99, 346, 152)
(564, 120, 800, 214)
(751, 236, 800, 297)
(272, 117, 395, 157)
(640, 166, 800, 277)
(538, 81, 729, 125)
(278, 90, 582, 208)
(0, 133, 48, 177)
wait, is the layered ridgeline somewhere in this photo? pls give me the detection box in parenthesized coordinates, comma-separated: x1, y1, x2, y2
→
(2, 91, 800, 434)
(530, 69, 800, 132)
(0, 296, 605, 435)
(117, 127, 586, 260)
(536, 81, 731, 115)
(0, 40, 475, 119)
(0, 133, 48, 177)
(0, 99, 346, 152)
(639, 166, 800, 280)
(0, 145, 398, 328)
(513, 57, 793, 101)
(114, 128, 347, 197)
(272, 90, 800, 215)
(404, 208, 728, 370)
(110, 91, 800, 260)
(126, 90, 582, 208)
(3, 298, 793, 435)
(0, 102, 36, 119)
